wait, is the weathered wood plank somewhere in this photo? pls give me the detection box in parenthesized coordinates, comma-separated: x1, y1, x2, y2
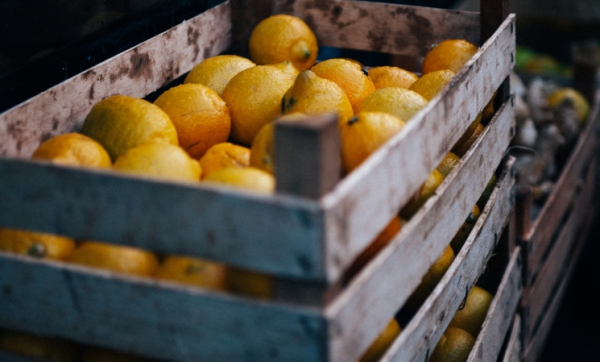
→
(322, 15, 515, 282)
(0, 253, 327, 362)
(378, 156, 515, 362)
(274, 0, 480, 56)
(500, 314, 522, 362)
(523, 94, 599, 284)
(468, 247, 522, 362)
(0, 350, 42, 362)
(0, 2, 232, 159)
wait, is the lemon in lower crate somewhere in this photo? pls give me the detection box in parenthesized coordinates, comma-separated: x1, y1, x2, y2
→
(400, 169, 445, 220)
(454, 113, 482, 152)
(156, 255, 228, 291)
(448, 285, 493, 337)
(0, 228, 76, 261)
(31, 133, 112, 168)
(82, 346, 151, 362)
(199, 142, 250, 179)
(69, 241, 159, 277)
(311, 58, 376, 113)
(429, 327, 475, 362)
(281, 69, 354, 123)
(404, 245, 455, 312)
(227, 266, 273, 299)
(0, 330, 80, 362)
(436, 152, 461, 178)
(340, 112, 405, 174)
(356, 87, 428, 124)
(548, 87, 590, 124)
(153, 83, 231, 159)
(249, 14, 318, 71)
(112, 143, 201, 182)
(203, 167, 275, 194)
(183, 54, 256, 95)
(359, 318, 401, 362)
(421, 39, 479, 75)
(368, 66, 418, 90)
(221, 65, 295, 145)
(482, 91, 497, 121)
(408, 69, 455, 101)
(81, 95, 178, 161)
(452, 122, 484, 158)
(450, 205, 481, 254)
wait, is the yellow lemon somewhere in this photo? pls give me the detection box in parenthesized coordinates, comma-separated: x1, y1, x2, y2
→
(477, 173, 497, 210)
(155, 255, 228, 291)
(112, 142, 201, 182)
(0, 330, 80, 362)
(227, 266, 273, 299)
(436, 152, 461, 178)
(199, 142, 250, 179)
(368, 66, 418, 89)
(31, 133, 111, 168)
(429, 327, 475, 362)
(400, 169, 445, 219)
(450, 204, 481, 254)
(267, 60, 300, 76)
(311, 58, 376, 113)
(153, 83, 231, 159)
(69, 241, 159, 277)
(340, 112, 405, 174)
(359, 318, 401, 362)
(249, 14, 318, 71)
(203, 167, 275, 194)
(0, 228, 76, 261)
(221, 65, 295, 145)
(408, 69, 455, 101)
(357, 87, 428, 123)
(422, 39, 479, 75)
(183, 55, 256, 95)
(282, 69, 354, 122)
(448, 285, 494, 337)
(548, 87, 590, 124)
(81, 95, 178, 161)
(452, 122, 484, 158)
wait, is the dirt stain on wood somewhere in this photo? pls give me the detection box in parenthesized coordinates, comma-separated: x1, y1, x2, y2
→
(128, 50, 153, 81)
(187, 26, 201, 62)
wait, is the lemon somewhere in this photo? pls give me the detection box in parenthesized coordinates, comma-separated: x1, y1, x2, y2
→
(477, 173, 497, 210)
(422, 39, 479, 75)
(436, 152, 461, 178)
(183, 55, 256, 95)
(69, 241, 159, 277)
(199, 142, 250, 179)
(548, 87, 590, 124)
(221, 65, 295, 145)
(249, 14, 318, 71)
(448, 285, 493, 337)
(227, 266, 273, 299)
(0, 330, 80, 362)
(112, 142, 201, 182)
(156, 255, 228, 291)
(368, 66, 418, 89)
(267, 60, 299, 76)
(203, 167, 275, 194)
(81, 95, 178, 161)
(0, 228, 76, 261)
(400, 169, 445, 219)
(359, 318, 401, 362)
(357, 87, 428, 123)
(408, 69, 455, 101)
(452, 122, 484, 157)
(429, 327, 475, 362)
(450, 205, 481, 254)
(31, 132, 111, 168)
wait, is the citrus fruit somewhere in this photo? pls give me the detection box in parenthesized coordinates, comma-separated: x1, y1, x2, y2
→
(429, 327, 475, 362)
(356, 87, 428, 123)
(422, 39, 479, 75)
(455, 113, 482, 152)
(359, 318, 401, 362)
(339, 111, 405, 174)
(203, 167, 275, 194)
(482, 91, 497, 121)
(31, 133, 111, 168)
(221, 65, 295, 145)
(153, 83, 231, 159)
(400, 169, 445, 219)
(267, 60, 299, 76)
(82, 346, 151, 362)
(198, 142, 250, 179)
(448, 285, 494, 337)
(477, 173, 497, 210)
(436, 152, 461, 178)
(112, 142, 201, 182)
(0, 330, 80, 362)
(249, 14, 318, 71)
(452, 122, 484, 157)
(227, 266, 273, 299)
(548, 87, 590, 124)
(81, 95, 177, 161)
(0, 228, 76, 261)
(408, 69, 455, 101)
(367, 66, 418, 89)
(69, 241, 159, 277)
(282, 69, 354, 122)
(183, 55, 256, 95)
(450, 204, 481, 254)
(155, 255, 227, 291)
(311, 58, 376, 113)
(404, 245, 455, 311)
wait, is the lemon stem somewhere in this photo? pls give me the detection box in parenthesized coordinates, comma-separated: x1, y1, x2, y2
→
(348, 116, 359, 125)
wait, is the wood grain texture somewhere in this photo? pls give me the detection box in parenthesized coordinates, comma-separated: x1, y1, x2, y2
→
(0, 253, 328, 362)
(274, 0, 480, 55)
(468, 247, 522, 362)
(522, 92, 599, 284)
(379, 155, 515, 362)
(0, 2, 232, 158)
(501, 314, 522, 362)
(322, 15, 515, 282)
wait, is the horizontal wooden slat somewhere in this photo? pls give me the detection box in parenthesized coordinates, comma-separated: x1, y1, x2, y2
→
(322, 15, 516, 282)
(274, 0, 480, 56)
(522, 93, 600, 284)
(468, 247, 522, 362)
(379, 155, 516, 362)
(0, 2, 232, 158)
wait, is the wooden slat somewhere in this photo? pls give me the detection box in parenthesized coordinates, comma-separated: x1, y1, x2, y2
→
(522, 157, 596, 343)
(0, 350, 42, 362)
(0, 2, 232, 158)
(468, 247, 522, 362)
(378, 156, 515, 362)
(522, 93, 600, 284)
(321, 15, 516, 282)
(501, 314, 522, 362)
(274, 0, 480, 56)
(0, 254, 328, 362)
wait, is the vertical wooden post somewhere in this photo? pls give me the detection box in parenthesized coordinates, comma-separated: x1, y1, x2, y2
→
(274, 113, 341, 199)
(481, 0, 511, 109)
(515, 186, 532, 239)
(230, 0, 273, 57)
(572, 40, 599, 105)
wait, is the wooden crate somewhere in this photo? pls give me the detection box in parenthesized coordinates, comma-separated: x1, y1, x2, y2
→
(500, 314, 522, 362)
(0, 0, 516, 361)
